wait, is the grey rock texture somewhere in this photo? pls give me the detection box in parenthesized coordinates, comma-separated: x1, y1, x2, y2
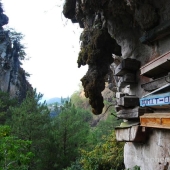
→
(124, 129, 170, 170)
(63, 0, 170, 169)
(0, 3, 32, 101)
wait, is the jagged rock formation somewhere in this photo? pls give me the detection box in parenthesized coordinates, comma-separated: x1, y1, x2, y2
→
(63, 0, 170, 169)
(0, 3, 32, 102)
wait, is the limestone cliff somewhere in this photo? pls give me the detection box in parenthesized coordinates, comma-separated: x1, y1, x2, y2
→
(63, 0, 170, 169)
(0, 3, 32, 102)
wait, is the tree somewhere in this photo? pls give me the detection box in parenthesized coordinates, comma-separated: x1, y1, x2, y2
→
(9, 90, 50, 170)
(0, 125, 33, 170)
(80, 132, 124, 170)
(0, 90, 17, 124)
(50, 101, 92, 169)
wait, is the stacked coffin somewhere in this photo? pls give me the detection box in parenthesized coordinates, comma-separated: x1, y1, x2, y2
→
(114, 58, 152, 142)
(140, 51, 170, 129)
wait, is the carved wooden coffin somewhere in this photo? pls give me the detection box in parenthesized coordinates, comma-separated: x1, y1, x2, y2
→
(141, 74, 170, 91)
(115, 125, 147, 142)
(118, 96, 139, 107)
(118, 73, 136, 87)
(117, 107, 153, 119)
(140, 92, 170, 108)
(140, 51, 170, 78)
(115, 58, 141, 76)
(140, 113, 170, 129)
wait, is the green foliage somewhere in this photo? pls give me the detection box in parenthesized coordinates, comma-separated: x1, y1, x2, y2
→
(5, 27, 27, 61)
(50, 101, 92, 169)
(80, 132, 124, 170)
(9, 90, 50, 170)
(0, 91, 17, 124)
(0, 125, 33, 170)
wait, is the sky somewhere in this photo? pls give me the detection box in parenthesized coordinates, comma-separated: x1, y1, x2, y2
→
(2, 0, 88, 100)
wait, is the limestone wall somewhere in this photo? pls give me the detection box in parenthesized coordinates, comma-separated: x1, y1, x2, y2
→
(63, 0, 170, 169)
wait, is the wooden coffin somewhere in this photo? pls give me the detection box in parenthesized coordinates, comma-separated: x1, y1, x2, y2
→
(140, 92, 170, 108)
(118, 95, 139, 107)
(115, 58, 141, 76)
(140, 20, 170, 44)
(117, 107, 153, 119)
(118, 73, 136, 88)
(140, 51, 170, 78)
(115, 125, 147, 142)
(141, 74, 170, 91)
(140, 113, 170, 129)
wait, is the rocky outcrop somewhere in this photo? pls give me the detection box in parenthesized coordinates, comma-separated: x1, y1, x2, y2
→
(0, 3, 32, 102)
(63, 0, 170, 169)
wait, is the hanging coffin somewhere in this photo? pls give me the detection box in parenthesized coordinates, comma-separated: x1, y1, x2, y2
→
(140, 51, 170, 78)
(115, 58, 140, 76)
(140, 113, 170, 129)
(118, 95, 139, 107)
(141, 74, 170, 91)
(118, 73, 136, 88)
(117, 106, 153, 119)
(115, 125, 147, 142)
(140, 92, 170, 108)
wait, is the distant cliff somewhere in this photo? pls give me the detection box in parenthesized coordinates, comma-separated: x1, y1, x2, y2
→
(0, 3, 32, 101)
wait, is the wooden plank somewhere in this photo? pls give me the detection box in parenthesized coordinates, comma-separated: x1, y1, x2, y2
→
(117, 107, 153, 119)
(115, 58, 141, 76)
(140, 92, 170, 107)
(141, 74, 170, 91)
(140, 20, 170, 44)
(140, 113, 170, 129)
(118, 96, 139, 107)
(115, 125, 147, 142)
(140, 51, 170, 78)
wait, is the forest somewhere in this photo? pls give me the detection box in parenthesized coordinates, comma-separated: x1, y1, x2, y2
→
(0, 87, 125, 170)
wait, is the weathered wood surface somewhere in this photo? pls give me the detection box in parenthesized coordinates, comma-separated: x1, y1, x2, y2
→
(140, 51, 170, 78)
(141, 74, 170, 91)
(115, 125, 147, 142)
(118, 96, 139, 107)
(140, 20, 170, 44)
(117, 107, 153, 119)
(115, 58, 140, 76)
(140, 113, 170, 129)
(140, 92, 170, 108)
(118, 73, 136, 88)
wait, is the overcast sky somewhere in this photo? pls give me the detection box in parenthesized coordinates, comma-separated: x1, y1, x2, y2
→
(2, 0, 87, 99)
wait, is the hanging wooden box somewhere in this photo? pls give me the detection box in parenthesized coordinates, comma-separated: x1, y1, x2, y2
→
(141, 74, 170, 91)
(117, 107, 153, 119)
(115, 58, 141, 76)
(140, 92, 170, 108)
(140, 51, 170, 78)
(140, 113, 170, 129)
(115, 125, 147, 142)
(118, 96, 139, 107)
(118, 73, 136, 88)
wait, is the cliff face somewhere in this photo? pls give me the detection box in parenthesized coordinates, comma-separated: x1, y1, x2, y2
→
(63, 0, 170, 169)
(0, 3, 32, 101)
